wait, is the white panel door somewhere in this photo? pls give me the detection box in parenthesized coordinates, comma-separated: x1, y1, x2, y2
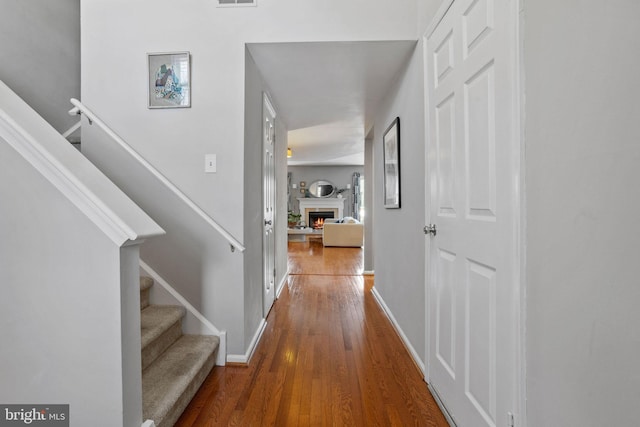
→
(425, 0, 520, 426)
(263, 93, 276, 316)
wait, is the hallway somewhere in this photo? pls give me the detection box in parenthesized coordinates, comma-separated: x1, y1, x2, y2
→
(175, 240, 447, 426)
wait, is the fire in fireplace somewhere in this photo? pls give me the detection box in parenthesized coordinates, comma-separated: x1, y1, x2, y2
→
(309, 211, 334, 229)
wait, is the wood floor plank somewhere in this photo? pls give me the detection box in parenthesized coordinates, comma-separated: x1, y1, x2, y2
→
(175, 240, 448, 426)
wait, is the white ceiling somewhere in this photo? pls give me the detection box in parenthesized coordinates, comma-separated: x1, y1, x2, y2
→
(247, 41, 416, 166)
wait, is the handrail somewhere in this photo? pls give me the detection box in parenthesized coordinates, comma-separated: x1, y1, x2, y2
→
(69, 98, 246, 253)
(0, 79, 165, 246)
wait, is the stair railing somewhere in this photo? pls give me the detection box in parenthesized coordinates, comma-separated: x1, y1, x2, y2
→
(69, 98, 245, 253)
(61, 119, 81, 139)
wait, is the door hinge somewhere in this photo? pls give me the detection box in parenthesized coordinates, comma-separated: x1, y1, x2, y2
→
(507, 412, 515, 427)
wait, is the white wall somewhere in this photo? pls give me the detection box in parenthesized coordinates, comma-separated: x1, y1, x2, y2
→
(81, 122, 246, 352)
(244, 49, 289, 346)
(524, 1, 640, 425)
(0, 140, 137, 427)
(364, 137, 375, 272)
(371, 41, 427, 365)
(81, 0, 419, 356)
(244, 50, 267, 345)
(0, 0, 80, 134)
(81, 0, 418, 239)
(417, 0, 446, 35)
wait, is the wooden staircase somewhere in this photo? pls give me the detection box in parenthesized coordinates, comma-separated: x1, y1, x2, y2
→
(139, 277, 218, 427)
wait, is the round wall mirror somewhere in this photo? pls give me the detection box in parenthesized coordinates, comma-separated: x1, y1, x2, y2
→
(307, 180, 336, 198)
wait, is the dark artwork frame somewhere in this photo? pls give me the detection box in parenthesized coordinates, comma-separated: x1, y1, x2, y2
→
(383, 117, 401, 209)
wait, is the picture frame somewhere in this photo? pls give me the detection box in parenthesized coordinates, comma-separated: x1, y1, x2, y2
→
(383, 117, 401, 209)
(148, 52, 191, 109)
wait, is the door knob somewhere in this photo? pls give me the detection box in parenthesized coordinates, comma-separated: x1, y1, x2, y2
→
(424, 224, 437, 236)
(264, 219, 273, 226)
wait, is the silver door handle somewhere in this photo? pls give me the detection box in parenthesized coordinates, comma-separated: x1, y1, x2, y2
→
(424, 224, 437, 236)
(264, 220, 272, 226)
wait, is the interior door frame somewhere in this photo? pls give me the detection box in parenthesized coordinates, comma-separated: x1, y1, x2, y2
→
(262, 92, 277, 317)
(421, 0, 526, 425)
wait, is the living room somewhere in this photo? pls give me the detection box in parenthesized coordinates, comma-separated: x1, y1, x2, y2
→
(287, 165, 364, 247)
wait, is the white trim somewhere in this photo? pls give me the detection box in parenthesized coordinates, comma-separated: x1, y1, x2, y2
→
(0, 110, 161, 247)
(262, 91, 277, 316)
(371, 287, 426, 376)
(69, 98, 245, 253)
(263, 91, 276, 118)
(424, 0, 455, 38)
(217, 331, 227, 367)
(139, 260, 227, 366)
(276, 270, 288, 298)
(61, 119, 81, 139)
(362, 270, 375, 276)
(297, 197, 345, 225)
(141, 420, 155, 427)
(422, 23, 432, 386)
(226, 318, 267, 364)
(422, 9, 435, 386)
(514, 0, 527, 424)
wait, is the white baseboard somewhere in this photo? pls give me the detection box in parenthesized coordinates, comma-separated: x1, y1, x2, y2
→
(139, 260, 227, 366)
(226, 318, 267, 364)
(226, 272, 284, 364)
(276, 269, 289, 298)
(370, 287, 426, 376)
(363, 270, 375, 276)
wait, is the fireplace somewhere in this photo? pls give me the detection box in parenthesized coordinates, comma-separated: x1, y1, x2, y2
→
(298, 198, 345, 228)
(309, 211, 335, 229)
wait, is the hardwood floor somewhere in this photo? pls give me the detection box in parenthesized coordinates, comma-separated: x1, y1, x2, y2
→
(287, 238, 364, 276)
(175, 240, 448, 426)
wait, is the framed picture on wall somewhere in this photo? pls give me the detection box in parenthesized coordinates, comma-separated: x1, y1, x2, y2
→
(383, 117, 401, 209)
(148, 51, 191, 108)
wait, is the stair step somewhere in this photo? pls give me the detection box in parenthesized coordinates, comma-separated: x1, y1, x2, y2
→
(141, 305, 185, 370)
(142, 335, 219, 427)
(140, 276, 154, 310)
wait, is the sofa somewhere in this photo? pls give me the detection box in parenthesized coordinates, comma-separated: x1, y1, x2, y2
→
(322, 217, 364, 247)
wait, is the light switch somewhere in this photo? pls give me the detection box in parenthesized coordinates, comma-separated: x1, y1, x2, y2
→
(205, 154, 216, 173)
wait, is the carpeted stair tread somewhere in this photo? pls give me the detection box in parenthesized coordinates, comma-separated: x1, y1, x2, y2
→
(142, 334, 219, 427)
(140, 277, 154, 310)
(141, 305, 185, 349)
(140, 276, 154, 292)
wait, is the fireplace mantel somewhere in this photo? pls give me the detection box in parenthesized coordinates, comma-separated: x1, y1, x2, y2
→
(298, 197, 345, 226)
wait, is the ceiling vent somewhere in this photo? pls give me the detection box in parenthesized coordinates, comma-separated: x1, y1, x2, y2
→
(217, 0, 256, 7)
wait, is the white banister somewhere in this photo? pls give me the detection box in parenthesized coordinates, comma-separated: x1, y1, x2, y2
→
(61, 119, 81, 139)
(69, 98, 245, 253)
(0, 81, 165, 246)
